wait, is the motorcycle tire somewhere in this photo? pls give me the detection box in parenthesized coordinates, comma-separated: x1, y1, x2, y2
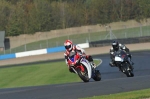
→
(77, 67, 90, 82)
(93, 70, 101, 81)
(124, 63, 134, 77)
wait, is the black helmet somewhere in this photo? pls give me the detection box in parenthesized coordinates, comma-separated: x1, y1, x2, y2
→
(112, 41, 119, 51)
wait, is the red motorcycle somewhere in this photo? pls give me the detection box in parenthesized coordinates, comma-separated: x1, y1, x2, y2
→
(68, 51, 101, 82)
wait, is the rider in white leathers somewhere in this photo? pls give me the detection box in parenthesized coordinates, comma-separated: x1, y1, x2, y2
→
(64, 40, 96, 73)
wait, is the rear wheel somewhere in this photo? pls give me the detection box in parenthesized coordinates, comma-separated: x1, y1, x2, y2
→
(93, 70, 101, 81)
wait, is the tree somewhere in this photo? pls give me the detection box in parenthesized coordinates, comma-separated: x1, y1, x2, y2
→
(6, 1, 25, 36)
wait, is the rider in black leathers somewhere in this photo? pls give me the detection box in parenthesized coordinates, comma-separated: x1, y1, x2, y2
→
(109, 40, 134, 70)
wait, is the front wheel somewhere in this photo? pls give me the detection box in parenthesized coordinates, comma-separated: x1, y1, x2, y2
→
(126, 69, 134, 77)
(77, 67, 90, 82)
(124, 63, 134, 77)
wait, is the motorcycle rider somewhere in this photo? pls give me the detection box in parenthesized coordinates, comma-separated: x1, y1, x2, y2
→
(64, 40, 96, 73)
(109, 40, 134, 70)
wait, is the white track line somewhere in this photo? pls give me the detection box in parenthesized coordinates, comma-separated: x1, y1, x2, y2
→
(94, 59, 103, 67)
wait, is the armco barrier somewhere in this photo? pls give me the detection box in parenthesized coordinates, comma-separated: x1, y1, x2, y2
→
(47, 46, 65, 53)
(0, 53, 16, 60)
(47, 43, 89, 53)
(0, 43, 90, 60)
(77, 43, 89, 48)
(89, 36, 150, 47)
(16, 49, 47, 58)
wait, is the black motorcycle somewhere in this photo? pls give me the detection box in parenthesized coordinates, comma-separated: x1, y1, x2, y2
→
(114, 50, 134, 77)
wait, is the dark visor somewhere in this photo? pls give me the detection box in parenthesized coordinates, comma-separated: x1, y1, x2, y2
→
(65, 45, 71, 49)
(113, 45, 118, 49)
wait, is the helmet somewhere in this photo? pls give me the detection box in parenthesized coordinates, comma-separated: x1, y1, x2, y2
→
(112, 40, 119, 51)
(64, 40, 73, 52)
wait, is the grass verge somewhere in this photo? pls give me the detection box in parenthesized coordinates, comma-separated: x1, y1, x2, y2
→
(80, 88, 150, 99)
(0, 60, 100, 88)
(0, 59, 150, 99)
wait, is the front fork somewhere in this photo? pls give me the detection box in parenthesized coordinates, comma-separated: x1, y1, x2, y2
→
(72, 65, 85, 74)
(116, 62, 125, 72)
(120, 62, 132, 72)
(71, 67, 78, 74)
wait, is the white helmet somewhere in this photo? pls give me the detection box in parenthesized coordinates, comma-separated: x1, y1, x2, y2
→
(64, 40, 73, 52)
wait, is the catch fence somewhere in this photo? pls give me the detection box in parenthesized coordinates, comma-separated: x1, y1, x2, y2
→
(1, 20, 150, 55)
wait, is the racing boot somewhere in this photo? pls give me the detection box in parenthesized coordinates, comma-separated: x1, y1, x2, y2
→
(90, 62, 96, 69)
(131, 61, 134, 65)
(129, 60, 134, 70)
(109, 61, 115, 67)
(128, 55, 134, 65)
(92, 63, 96, 69)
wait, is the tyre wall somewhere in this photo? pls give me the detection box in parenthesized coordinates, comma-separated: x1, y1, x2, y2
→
(89, 36, 150, 47)
(0, 43, 89, 60)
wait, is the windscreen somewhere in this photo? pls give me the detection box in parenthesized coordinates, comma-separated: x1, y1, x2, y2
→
(69, 51, 76, 62)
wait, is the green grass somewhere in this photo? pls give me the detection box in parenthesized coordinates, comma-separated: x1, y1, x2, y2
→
(80, 88, 150, 99)
(0, 60, 100, 88)
(0, 61, 80, 88)
(1, 25, 150, 54)
(0, 59, 150, 99)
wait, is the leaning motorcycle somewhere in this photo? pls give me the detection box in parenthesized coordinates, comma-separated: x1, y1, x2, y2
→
(114, 50, 134, 77)
(68, 51, 101, 82)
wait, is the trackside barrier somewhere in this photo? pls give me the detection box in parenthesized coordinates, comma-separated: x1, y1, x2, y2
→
(89, 36, 150, 47)
(77, 43, 89, 48)
(0, 53, 16, 60)
(46, 43, 89, 53)
(16, 49, 47, 58)
(47, 46, 65, 53)
(0, 43, 90, 60)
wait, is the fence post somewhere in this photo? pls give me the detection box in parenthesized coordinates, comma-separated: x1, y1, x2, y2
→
(25, 44, 26, 51)
(24, 35, 26, 51)
(123, 25, 127, 38)
(10, 48, 11, 54)
(4, 46, 5, 54)
(88, 30, 91, 41)
(139, 23, 143, 37)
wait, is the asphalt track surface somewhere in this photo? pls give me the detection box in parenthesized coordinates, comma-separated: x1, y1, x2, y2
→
(0, 51, 150, 99)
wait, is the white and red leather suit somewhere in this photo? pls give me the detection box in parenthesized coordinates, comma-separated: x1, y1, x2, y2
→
(64, 40, 93, 72)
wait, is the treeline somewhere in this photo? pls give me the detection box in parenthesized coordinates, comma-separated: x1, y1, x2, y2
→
(0, 0, 150, 36)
